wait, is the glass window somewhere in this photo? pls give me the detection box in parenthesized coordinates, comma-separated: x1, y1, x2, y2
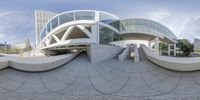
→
(41, 27, 46, 40)
(59, 12, 74, 25)
(120, 19, 137, 31)
(51, 17, 58, 30)
(99, 12, 119, 30)
(109, 20, 120, 31)
(99, 25, 119, 44)
(47, 23, 51, 33)
(113, 34, 120, 41)
(75, 11, 95, 20)
(99, 12, 117, 21)
(99, 25, 113, 44)
(100, 19, 114, 24)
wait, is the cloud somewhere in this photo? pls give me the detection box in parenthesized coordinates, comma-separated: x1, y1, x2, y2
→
(0, 1, 198, 45)
(194, 16, 200, 19)
(145, 9, 170, 21)
(0, 33, 5, 39)
(178, 16, 200, 42)
(0, 11, 35, 45)
(115, 4, 200, 41)
(0, 11, 16, 17)
(116, 7, 180, 34)
(8, 35, 16, 40)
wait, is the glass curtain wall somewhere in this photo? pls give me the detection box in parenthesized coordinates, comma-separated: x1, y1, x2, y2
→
(120, 19, 176, 39)
(75, 11, 95, 20)
(40, 11, 96, 40)
(99, 12, 122, 44)
(59, 12, 74, 25)
(99, 25, 120, 44)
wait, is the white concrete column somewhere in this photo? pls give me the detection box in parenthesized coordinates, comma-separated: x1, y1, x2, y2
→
(134, 45, 139, 63)
(168, 44, 171, 56)
(173, 44, 176, 56)
(91, 24, 97, 43)
(148, 41, 151, 48)
(154, 37, 159, 55)
(96, 22, 100, 44)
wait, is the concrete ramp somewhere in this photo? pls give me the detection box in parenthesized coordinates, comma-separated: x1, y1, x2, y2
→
(0, 53, 79, 72)
(118, 46, 131, 61)
(141, 45, 200, 71)
(118, 44, 139, 62)
(87, 44, 123, 63)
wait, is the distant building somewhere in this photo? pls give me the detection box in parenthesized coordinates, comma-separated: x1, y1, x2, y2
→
(0, 42, 10, 49)
(35, 10, 57, 48)
(12, 39, 32, 50)
(194, 38, 200, 51)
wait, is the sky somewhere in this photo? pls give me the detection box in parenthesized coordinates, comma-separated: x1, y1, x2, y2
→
(0, 0, 200, 47)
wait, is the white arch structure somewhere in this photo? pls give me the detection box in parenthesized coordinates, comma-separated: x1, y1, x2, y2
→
(38, 10, 119, 54)
(37, 10, 177, 56)
(39, 21, 96, 50)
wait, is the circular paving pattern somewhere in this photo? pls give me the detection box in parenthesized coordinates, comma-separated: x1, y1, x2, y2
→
(0, 52, 200, 99)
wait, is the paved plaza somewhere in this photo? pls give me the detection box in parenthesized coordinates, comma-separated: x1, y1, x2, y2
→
(0, 50, 200, 99)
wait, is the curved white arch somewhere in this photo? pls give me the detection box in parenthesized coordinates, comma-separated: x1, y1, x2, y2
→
(39, 10, 119, 41)
(38, 20, 96, 50)
(37, 10, 178, 55)
(46, 10, 119, 24)
(41, 39, 96, 50)
(61, 26, 74, 41)
(40, 20, 95, 44)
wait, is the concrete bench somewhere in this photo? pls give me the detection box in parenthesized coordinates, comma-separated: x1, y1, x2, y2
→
(0, 53, 78, 72)
(141, 45, 200, 71)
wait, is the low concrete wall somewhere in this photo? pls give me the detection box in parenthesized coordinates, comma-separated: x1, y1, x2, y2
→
(134, 46, 139, 63)
(0, 53, 78, 72)
(86, 45, 92, 61)
(87, 44, 123, 62)
(43, 49, 58, 56)
(0, 60, 9, 69)
(118, 47, 130, 61)
(141, 45, 200, 71)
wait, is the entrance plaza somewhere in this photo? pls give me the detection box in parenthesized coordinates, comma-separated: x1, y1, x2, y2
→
(1, 10, 200, 99)
(1, 53, 200, 99)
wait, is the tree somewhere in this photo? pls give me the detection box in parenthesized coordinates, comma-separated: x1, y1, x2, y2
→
(159, 42, 168, 55)
(177, 39, 194, 56)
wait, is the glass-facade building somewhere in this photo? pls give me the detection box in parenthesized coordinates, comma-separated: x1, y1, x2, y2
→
(38, 10, 177, 50)
(39, 10, 123, 45)
(35, 10, 57, 46)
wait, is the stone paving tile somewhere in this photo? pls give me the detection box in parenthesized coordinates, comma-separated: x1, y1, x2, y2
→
(0, 79, 23, 91)
(1, 53, 200, 99)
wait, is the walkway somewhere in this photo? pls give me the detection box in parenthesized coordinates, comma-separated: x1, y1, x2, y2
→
(0, 52, 200, 99)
